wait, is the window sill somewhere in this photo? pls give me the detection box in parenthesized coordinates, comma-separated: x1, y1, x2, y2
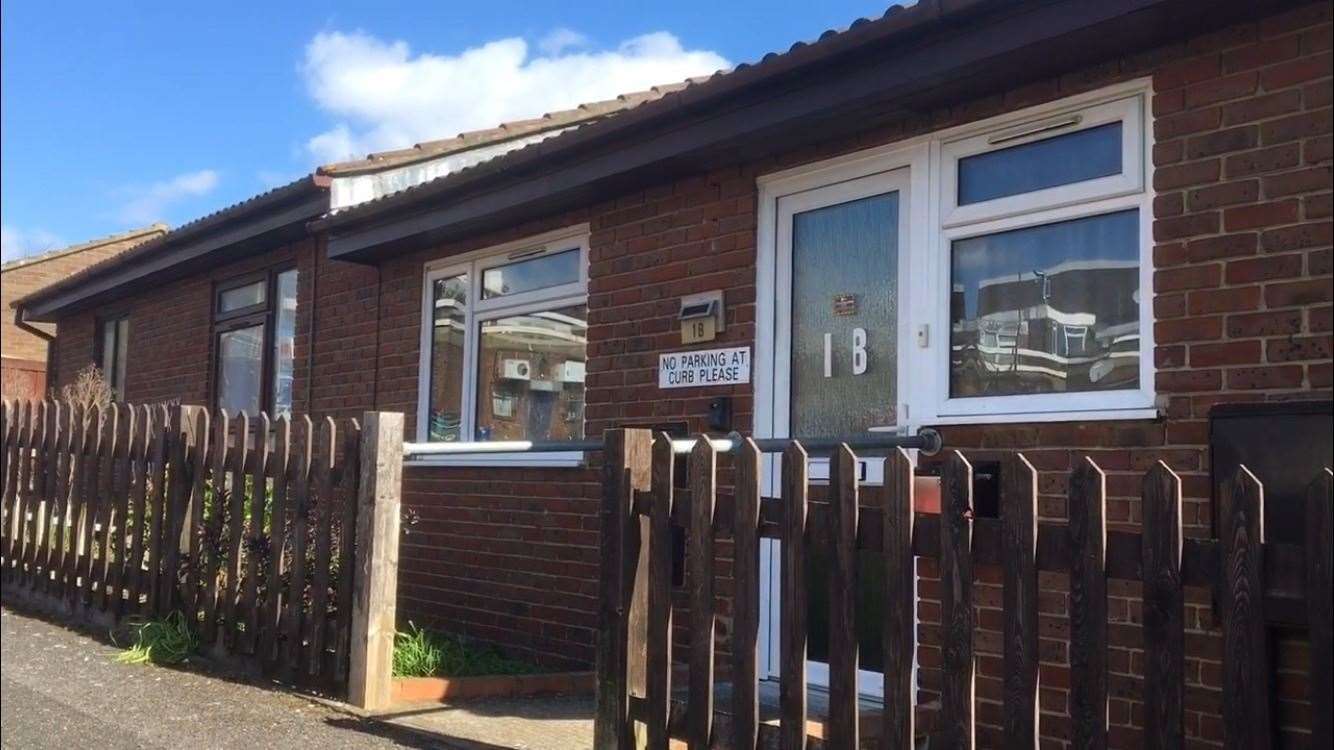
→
(404, 452, 587, 469)
(925, 406, 1160, 427)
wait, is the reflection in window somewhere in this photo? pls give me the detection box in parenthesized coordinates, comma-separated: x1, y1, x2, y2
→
(271, 270, 298, 417)
(950, 210, 1140, 397)
(218, 280, 266, 313)
(481, 248, 580, 299)
(957, 122, 1122, 205)
(217, 325, 264, 415)
(475, 305, 586, 442)
(99, 317, 129, 400)
(428, 274, 468, 441)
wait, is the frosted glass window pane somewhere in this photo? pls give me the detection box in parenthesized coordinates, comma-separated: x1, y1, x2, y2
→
(950, 210, 1140, 397)
(428, 274, 468, 441)
(481, 249, 580, 299)
(218, 280, 266, 313)
(475, 305, 586, 442)
(958, 122, 1122, 205)
(217, 325, 263, 416)
(789, 192, 898, 435)
(271, 270, 298, 417)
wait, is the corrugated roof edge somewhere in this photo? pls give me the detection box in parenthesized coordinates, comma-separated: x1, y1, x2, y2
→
(14, 173, 328, 311)
(312, 0, 962, 231)
(1, 224, 169, 273)
(318, 82, 697, 177)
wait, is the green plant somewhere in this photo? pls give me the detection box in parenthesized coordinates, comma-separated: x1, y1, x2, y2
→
(392, 623, 537, 678)
(112, 612, 199, 666)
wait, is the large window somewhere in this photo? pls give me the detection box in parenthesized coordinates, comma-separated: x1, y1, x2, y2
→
(212, 267, 298, 417)
(755, 81, 1155, 433)
(97, 315, 130, 400)
(417, 227, 588, 463)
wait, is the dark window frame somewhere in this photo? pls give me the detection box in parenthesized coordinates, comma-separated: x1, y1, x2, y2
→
(94, 311, 131, 400)
(210, 265, 296, 415)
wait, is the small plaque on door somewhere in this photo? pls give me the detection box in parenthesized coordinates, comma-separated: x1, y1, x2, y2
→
(832, 294, 858, 317)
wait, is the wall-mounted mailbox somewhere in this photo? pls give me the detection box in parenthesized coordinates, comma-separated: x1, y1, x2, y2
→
(679, 290, 724, 344)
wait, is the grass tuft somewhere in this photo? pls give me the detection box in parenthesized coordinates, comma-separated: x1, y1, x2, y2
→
(112, 611, 199, 666)
(392, 622, 536, 678)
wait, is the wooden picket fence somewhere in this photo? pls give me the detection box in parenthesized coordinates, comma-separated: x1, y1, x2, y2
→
(594, 428, 1333, 750)
(0, 400, 405, 702)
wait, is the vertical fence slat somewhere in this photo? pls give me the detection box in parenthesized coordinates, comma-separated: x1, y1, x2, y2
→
(780, 442, 808, 750)
(1002, 453, 1039, 749)
(828, 445, 860, 749)
(125, 406, 152, 615)
(107, 406, 133, 612)
(284, 415, 313, 675)
(883, 448, 915, 749)
(184, 409, 210, 623)
(1220, 467, 1270, 750)
(308, 417, 336, 675)
(262, 416, 291, 664)
(1068, 457, 1107, 750)
(940, 451, 975, 750)
(41, 403, 63, 592)
(223, 412, 250, 642)
(29, 402, 53, 590)
(96, 406, 120, 610)
(63, 405, 87, 606)
(687, 437, 716, 750)
(78, 406, 105, 608)
(593, 428, 650, 750)
(731, 437, 761, 750)
(47, 404, 72, 597)
(1141, 462, 1183, 750)
(1308, 469, 1333, 750)
(144, 406, 168, 614)
(1, 401, 19, 575)
(17, 402, 42, 584)
(347, 412, 404, 712)
(645, 433, 676, 750)
(202, 410, 230, 642)
(240, 412, 270, 654)
(332, 418, 361, 681)
(161, 406, 193, 615)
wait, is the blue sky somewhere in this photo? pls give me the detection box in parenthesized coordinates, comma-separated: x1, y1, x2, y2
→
(1, 0, 891, 262)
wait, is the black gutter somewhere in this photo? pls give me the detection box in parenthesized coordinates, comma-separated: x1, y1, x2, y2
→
(18, 177, 328, 322)
(321, 0, 1294, 264)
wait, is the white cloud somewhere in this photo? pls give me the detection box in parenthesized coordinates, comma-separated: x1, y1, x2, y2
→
(301, 29, 729, 164)
(538, 27, 589, 56)
(114, 169, 220, 225)
(1, 225, 65, 263)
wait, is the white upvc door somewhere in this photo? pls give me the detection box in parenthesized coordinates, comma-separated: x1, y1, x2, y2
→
(759, 167, 912, 697)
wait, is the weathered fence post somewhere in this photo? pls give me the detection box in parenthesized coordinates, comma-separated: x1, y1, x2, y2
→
(348, 411, 404, 711)
(594, 427, 652, 750)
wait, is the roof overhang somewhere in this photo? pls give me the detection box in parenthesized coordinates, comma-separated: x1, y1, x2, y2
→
(17, 179, 327, 322)
(323, 0, 1297, 264)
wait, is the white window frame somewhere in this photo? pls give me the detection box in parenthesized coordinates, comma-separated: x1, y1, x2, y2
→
(414, 224, 590, 467)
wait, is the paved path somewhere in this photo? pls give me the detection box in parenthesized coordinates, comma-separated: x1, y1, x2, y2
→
(0, 605, 443, 750)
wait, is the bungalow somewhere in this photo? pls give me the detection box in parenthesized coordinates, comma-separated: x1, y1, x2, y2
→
(13, 0, 1332, 744)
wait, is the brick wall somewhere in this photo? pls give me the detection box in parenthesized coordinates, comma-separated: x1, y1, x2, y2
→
(40, 3, 1330, 743)
(1, 225, 164, 395)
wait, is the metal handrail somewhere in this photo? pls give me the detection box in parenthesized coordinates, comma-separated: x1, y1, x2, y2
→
(403, 427, 942, 458)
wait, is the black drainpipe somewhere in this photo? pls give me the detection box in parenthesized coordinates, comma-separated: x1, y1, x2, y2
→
(13, 306, 58, 395)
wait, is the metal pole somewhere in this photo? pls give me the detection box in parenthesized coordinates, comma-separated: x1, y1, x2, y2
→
(404, 427, 941, 458)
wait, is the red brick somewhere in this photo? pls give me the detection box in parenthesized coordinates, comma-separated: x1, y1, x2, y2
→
(1261, 220, 1333, 252)
(1155, 264, 1221, 292)
(1223, 143, 1302, 178)
(1264, 166, 1333, 198)
(1225, 253, 1304, 283)
(1222, 35, 1302, 72)
(1262, 109, 1334, 146)
(1220, 89, 1303, 126)
(1224, 199, 1301, 230)
(1157, 107, 1221, 139)
(1186, 179, 1259, 211)
(1185, 125, 1259, 159)
(1312, 361, 1333, 387)
(1267, 335, 1332, 362)
(1157, 368, 1223, 392)
(1185, 72, 1258, 108)
(1156, 159, 1222, 190)
(1311, 305, 1334, 332)
(1189, 340, 1262, 366)
(1185, 232, 1258, 261)
(1226, 310, 1304, 337)
(1188, 285, 1262, 314)
(1226, 365, 1305, 389)
(1156, 316, 1224, 343)
(1154, 212, 1220, 241)
(1266, 279, 1334, 307)
(1155, 55, 1221, 90)
(1259, 51, 1333, 90)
